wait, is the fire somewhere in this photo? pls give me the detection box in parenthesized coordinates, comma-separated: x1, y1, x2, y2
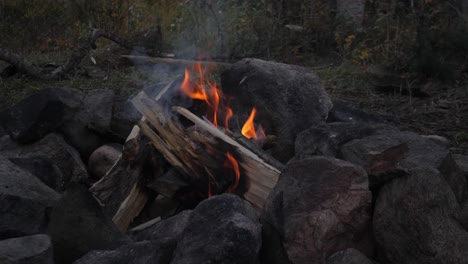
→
(180, 65, 231, 129)
(179, 63, 266, 195)
(241, 107, 266, 140)
(224, 152, 240, 192)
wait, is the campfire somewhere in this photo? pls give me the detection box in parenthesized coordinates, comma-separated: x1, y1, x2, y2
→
(92, 61, 282, 232)
(133, 62, 281, 205)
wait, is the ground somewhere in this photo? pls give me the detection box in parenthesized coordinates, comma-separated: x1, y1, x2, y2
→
(1, 47, 467, 154)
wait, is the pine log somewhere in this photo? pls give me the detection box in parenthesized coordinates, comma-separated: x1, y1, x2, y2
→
(132, 92, 281, 210)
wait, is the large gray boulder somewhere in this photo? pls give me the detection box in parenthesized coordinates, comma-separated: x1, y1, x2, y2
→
(454, 154, 468, 181)
(326, 248, 375, 264)
(262, 156, 372, 264)
(0, 133, 88, 186)
(221, 58, 332, 162)
(373, 168, 468, 264)
(0, 87, 83, 143)
(74, 240, 176, 264)
(47, 184, 130, 264)
(61, 89, 114, 159)
(0, 234, 54, 264)
(9, 157, 65, 192)
(295, 122, 398, 159)
(341, 131, 467, 202)
(0, 157, 60, 239)
(171, 194, 262, 264)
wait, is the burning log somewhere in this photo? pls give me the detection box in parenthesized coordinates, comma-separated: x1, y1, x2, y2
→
(132, 91, 282, 210)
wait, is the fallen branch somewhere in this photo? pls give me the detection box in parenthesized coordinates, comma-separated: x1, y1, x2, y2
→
(121, 55, 232, 67)
(0, 29, 141, 80)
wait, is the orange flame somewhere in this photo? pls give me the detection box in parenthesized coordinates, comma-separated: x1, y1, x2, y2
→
(179, 63, 267, 194)
(180, 64, 227, 128)
(224, 106, 233, 129)
(241, 107, 266, 140)
(225, 152, 240, 192)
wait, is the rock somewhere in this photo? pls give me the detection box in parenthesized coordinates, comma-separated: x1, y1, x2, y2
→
(341, 131, 467, 202)
(171, 194, 262, 264)
(373, 168, 468, 263)
(422, 134, 450, 147)
(0, 133, 88, 185)
(61, 89, 114, 159)
(9, 157, 66, 192)
(461, 200, 468, 231)
(336, 0, 366, 30)
(221, 58, 332, 162)
(47, 184, 130, 264)
(262, 156, 372, 264)
(74, 240, 175, 264)
(131, 210, 192, 242)
(295, 122, 397, 159)
(0, 87, 83, 143)
(88, 144, 122, 181)
(453, 154, 468, 180)
(83, 89, 114, 132)
(0, 157, 60, 239)
(110, 98, 142, 141)
(0, 234, 53, 264)
(326, 248, 375, 264)
(327, 101, 383, 123)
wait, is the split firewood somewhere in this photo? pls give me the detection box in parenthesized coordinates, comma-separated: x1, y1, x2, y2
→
(132, 91, 282, 210)
(91, 81, 176, 230)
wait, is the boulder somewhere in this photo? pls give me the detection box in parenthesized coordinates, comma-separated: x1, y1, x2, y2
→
(61, 89, 114, 159)
(341, 131, 467, 202)
(221, 58, 332, 162)
(171, 194, 262, 264)
(295, 122, 397, 159)
(461, 200, 468, 231)
(0, 133, 88, 185)
(373, 168, 468, 263)
(326, 248, 375, 264)
(453, 154, 468, 181)
(74, 240, 176, 264)
(0, 234, 53, 264)
(0, 87, 83, 143)
(88, 144, 122, 181)
(9, 157, 65, 192)
(0, 157, 60, 239)
(131, 210, 192, 242)
(47, 184, 130, 264)
(262, 156, 372, 264)
(110, 98, 142, 141)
